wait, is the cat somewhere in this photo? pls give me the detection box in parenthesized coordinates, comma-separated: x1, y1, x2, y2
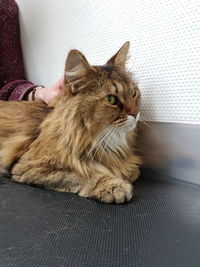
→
(0, 42, 141, 203)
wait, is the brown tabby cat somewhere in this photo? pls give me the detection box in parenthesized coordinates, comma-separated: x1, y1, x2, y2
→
(0, 42, 141, 203)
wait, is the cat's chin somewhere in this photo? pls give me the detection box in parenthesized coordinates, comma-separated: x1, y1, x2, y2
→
(105, 113, 140, 153)
(122, 112, 140, 133)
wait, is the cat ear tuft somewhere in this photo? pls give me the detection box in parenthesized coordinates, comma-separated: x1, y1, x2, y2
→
(106, 41, 130, 70)
(64, 50, 91, 84)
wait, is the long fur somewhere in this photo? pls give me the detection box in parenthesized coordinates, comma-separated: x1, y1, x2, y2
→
(0, 42, 142, 203)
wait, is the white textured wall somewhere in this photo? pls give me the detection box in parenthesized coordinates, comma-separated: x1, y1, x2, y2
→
(16, 0, 200, 124)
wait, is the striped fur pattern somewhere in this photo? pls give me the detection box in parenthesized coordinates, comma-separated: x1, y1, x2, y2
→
(0, 42, 141, 203)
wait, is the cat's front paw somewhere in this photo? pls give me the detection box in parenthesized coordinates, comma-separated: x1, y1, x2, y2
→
(91, 179, 133, 204)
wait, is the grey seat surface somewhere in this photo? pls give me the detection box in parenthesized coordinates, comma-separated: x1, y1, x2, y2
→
(0, 176, 199, 267)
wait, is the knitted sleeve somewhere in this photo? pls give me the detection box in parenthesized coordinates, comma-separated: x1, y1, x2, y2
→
(0, 0, 40, 101)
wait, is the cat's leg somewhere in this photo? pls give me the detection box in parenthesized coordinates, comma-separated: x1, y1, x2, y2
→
(12, 159, 134, 203)
(79, 176, 133, 204)
(122, 155, 141, 183)
(11, 163, 82, 194)
(124, 166, 140, 183)
(0, 135, 31, 169)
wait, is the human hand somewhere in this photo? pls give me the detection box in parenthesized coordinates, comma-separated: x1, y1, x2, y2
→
(29, 77, 65, 104)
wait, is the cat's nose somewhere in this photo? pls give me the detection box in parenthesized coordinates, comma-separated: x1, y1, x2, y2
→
(129, 112, 138, 118)
(128, 107, 138, 118)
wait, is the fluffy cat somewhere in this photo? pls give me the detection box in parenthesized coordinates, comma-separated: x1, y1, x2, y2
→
(0, 42, 141, 203)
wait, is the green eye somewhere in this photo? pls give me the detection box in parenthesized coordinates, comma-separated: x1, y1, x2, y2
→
(105, 94, 116, 105)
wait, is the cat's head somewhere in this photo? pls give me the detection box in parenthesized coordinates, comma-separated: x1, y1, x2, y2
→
(63, 42, 140, 140)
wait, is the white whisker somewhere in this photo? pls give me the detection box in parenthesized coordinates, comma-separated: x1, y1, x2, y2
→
(90, 126, 114, 163)
(81, 126, 112, 161)
(89, 126, 113, 164)
(99, 126, 118, 164)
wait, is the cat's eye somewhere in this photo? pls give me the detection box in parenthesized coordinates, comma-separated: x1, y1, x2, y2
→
(132, 91, 137, 98)
(105, 94, 117, 105)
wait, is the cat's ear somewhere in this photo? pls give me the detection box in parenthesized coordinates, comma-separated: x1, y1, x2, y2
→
(64, 50, 94, 95)
(64, 50, 92, 84)
(106, 41, 130, 70)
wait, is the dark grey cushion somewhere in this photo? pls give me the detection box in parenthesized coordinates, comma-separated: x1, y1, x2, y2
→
(0, 176, 200, 267)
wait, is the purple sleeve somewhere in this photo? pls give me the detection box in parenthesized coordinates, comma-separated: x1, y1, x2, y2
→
(0, 1, 41, 101)
(0, 80, 39, 101)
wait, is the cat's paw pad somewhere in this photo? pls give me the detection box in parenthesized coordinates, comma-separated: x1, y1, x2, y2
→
(94, 179, 133, 204)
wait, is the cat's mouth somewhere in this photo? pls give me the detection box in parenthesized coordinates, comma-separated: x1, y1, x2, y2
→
(114, 112, 140, 132)
(124, 112, 140, 131)
(91, 112, 140, 155)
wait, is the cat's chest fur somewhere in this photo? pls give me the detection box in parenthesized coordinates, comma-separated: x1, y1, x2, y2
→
(102, 130, 128, 154)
